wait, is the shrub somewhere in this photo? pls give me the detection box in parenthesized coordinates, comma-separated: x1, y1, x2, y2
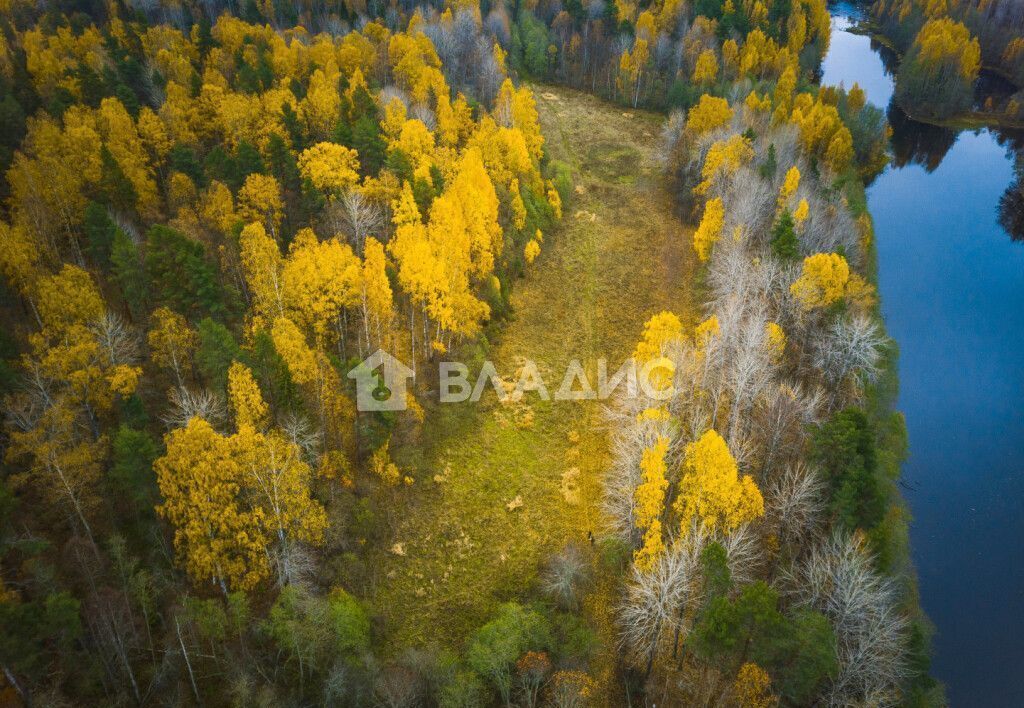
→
(467, 602, 552, 703)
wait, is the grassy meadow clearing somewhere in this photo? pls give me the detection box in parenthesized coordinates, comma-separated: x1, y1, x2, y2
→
(367, 85, 697, 695)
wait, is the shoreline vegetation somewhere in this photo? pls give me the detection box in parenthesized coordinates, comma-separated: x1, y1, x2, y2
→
(622, 67, 941, 705)
(842, 14, 1024, 131)
(868, 0, 1024, 126)
(0, 0, 944, 705)
(843, 3, 1024, 244)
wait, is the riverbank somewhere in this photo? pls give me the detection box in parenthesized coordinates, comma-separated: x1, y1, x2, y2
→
(843, 176, 941, 704)
(845, 5, 1024, 131)
(824, 6, 1024, 701)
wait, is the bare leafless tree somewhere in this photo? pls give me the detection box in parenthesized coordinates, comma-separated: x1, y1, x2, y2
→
(763, 462, 825, 550)
(752, 383, 824, 479)
(717, 524, 763, 587)
(722, 166, 777, 239)
(660, 110, 687, 160)
(614, 540, 704, 680)
(410, 103, 436, 130)
(813, 312, 887, 408)
(269, 540, 317, 590)
(325, 190, 387, 255)
(783, 534, 909, 706)
(68, 539, 149, 704)
(90, 312, 141, 366)
(377, 85, 410, 114)
(280, 412, 323, 464)
(162, 387, 227, 429)
(720, 304, 774, 446)
(542, 543, 592, 610)
(801, 193, 862, 266)
(602, 393, 678, 541)
(374, 663, 424, 708)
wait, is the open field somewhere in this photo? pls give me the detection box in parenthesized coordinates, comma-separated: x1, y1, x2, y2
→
(367, 85, 698, 693)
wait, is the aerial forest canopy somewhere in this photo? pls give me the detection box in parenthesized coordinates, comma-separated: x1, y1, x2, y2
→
(0, 0, 937, 706)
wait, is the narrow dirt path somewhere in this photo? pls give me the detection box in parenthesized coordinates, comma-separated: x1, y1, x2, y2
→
(368, 84, 696, 696)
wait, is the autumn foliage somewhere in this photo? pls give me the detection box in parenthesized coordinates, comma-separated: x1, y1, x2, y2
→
(0, 0, 931, 705)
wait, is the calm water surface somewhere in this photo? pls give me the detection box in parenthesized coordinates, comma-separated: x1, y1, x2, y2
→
(823, 5, 1024, 705)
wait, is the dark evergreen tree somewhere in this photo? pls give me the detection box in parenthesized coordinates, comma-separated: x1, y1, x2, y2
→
(144, 225, 223, 317)
(82, 201, 118, 269)
(96, 145, 137, 213)
(110, 228, 148, 319)
(810, 408, 886, 532)
(770, 210, 800, 260)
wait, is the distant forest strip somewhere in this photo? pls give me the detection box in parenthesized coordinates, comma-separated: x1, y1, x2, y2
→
(871, 0, 1024, 121)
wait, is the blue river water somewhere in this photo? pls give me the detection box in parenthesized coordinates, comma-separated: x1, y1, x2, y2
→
(822, 5, 1024, 705)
